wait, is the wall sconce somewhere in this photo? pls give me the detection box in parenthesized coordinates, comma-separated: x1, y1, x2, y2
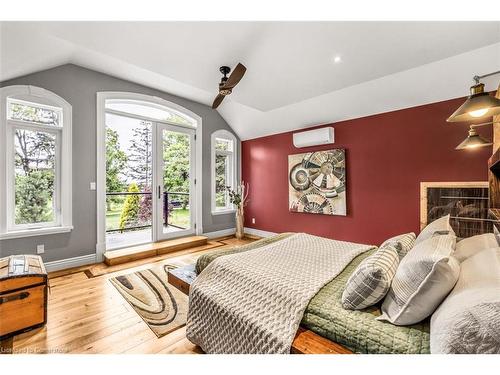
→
(448, 70, 500, 151)
(447, 70, 500, 123)
(455, 122, 493, 150)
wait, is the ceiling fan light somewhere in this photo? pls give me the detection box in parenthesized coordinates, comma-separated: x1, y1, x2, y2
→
(212, 63, 247, 109)
(447, 83, 500, 122)
(455, 127, 493, 150)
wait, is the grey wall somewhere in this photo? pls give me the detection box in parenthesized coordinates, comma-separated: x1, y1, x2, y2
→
(0, 64, 239, 262)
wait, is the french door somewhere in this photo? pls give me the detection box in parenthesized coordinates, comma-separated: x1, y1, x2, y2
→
(154, 123, 196, 241)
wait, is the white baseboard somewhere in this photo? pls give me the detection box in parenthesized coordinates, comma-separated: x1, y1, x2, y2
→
(95, 242, 106, 263)
(203, 228, 236, 239)
(44, 253, 97, 272)
(244, 227, 277, 238)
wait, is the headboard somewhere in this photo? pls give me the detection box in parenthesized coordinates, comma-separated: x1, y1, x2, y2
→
(420, 181, 490, 239)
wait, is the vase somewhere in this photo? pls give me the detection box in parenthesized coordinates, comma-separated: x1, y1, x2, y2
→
(235, 209, 244, 239)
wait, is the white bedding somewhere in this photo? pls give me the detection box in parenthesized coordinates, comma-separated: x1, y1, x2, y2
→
(186, 233, 374, 353)
(431, 247, 500, 353)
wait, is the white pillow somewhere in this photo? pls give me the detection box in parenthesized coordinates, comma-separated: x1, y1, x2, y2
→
(378, 234, 459, 325)
(431, 247, 500, 353)
(454, 233, 498, 262)
(415, 214, 455, 246)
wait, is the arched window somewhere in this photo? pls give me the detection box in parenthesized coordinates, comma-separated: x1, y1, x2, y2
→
(0, 86, 73, 239)
(105, 99, 197, 128)
(211, 129, 237, 215)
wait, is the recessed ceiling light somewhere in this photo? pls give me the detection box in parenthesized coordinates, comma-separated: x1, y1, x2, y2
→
(333, 56, 342, 63)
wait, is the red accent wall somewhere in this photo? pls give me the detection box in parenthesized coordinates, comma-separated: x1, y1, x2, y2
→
(241, 97, 491, 245)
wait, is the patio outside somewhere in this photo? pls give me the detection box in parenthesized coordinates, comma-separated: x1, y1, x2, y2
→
(105, 191, 190, 249)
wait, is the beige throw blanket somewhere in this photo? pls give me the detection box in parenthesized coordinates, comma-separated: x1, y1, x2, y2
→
(186, 233, 375, 353)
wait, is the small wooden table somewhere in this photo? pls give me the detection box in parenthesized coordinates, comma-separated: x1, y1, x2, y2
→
(168, 264, 196, 296)
(168, 265, 352, 354)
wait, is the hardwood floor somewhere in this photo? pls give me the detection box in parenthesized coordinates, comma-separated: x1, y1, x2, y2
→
(11, 236, 255, 354)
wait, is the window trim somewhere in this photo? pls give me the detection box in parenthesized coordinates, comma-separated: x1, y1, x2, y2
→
(211, 129, 237, 215)
(0, 85, 73, 240)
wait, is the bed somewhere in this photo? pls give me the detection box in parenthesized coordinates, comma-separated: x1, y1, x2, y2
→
(169, 233, 430, 354)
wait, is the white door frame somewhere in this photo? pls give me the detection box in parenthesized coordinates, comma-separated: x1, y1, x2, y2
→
(96, 92, 202, 262)
(154, 122, 196, 241)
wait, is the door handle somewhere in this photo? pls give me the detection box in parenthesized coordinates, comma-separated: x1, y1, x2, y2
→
(158, 186, 161, 199)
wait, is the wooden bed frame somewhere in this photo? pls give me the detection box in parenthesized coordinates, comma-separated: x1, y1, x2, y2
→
(167, 265, 353, 354)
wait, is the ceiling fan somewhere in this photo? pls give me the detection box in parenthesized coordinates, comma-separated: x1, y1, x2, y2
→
(212, 63, 247, 109)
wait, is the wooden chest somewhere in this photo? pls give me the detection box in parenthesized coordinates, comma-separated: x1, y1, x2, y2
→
(0, 255, 48, 339)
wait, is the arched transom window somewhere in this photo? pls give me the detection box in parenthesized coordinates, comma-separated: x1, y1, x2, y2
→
(105, 99, 197, 128)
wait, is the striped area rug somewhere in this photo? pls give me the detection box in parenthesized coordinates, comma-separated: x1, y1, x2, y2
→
(109, 264, 188, 338)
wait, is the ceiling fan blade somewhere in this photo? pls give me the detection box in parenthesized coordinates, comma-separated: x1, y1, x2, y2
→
(221, 63, 247, 89)
(212, 94, 225, 109)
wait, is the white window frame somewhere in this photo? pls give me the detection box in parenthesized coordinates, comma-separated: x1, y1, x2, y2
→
(0, 86, 73, 240)
(211, 129, 237, 215)
(95, 91, 203, 261)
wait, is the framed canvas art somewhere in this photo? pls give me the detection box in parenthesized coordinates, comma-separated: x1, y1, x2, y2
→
(420, 181, 490, 238)
(288, 149, 346, 216)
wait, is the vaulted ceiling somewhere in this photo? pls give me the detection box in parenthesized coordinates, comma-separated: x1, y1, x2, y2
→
(1, 22, 500, 139)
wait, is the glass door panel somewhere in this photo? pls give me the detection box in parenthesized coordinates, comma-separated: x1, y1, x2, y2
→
(155, 124, 195, 240)
(105, 112, 153, 250)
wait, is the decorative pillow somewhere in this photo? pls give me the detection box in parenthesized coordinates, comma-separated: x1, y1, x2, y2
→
(341, 243, 400, 310)
(454, 233, 498, 262)
(380, 232, 416, 259)
(415, 214, 455, 246)
(430, 247, 500, 353)
(378, 234, 459, 325)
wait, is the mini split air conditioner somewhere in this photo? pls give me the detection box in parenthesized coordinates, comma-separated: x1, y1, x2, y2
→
(292, 127, 334, 148)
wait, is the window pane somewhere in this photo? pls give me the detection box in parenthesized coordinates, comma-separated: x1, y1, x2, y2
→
(106, 101, 195, 127)
(14, 129, 57, 225)
(215, 138, 233, 152)
(215, 153, 228, 208)
(8, 99, 61, 127)
(162, 130, 191, 235)
(104, 113, 154, 249)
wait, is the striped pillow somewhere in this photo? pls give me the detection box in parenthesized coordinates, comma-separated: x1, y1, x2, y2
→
(342, 243, 400, 310)
(380, 232, 416, 259)
(378, 234, 459, 325)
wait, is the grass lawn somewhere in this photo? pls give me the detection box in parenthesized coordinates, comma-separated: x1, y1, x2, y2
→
(168, 208, 190, 228)
(106, 210, 122, 230)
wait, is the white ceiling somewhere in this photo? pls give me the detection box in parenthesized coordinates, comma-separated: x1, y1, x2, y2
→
(1, 21, 500, 139)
